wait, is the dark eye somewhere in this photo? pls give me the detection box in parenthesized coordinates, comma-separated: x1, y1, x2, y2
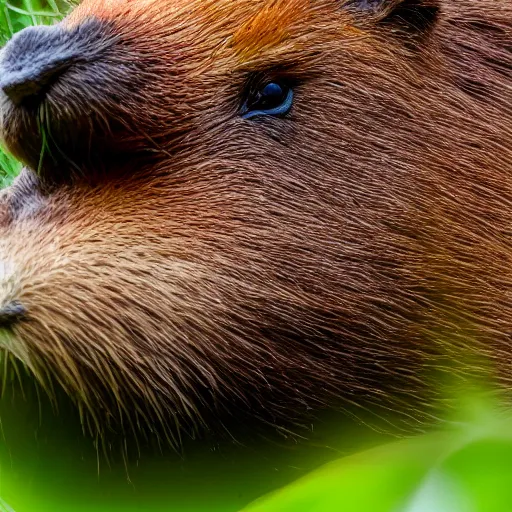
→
(241, 82, 294, 120)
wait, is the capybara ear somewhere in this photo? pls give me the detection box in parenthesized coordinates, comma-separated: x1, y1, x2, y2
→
(344, 0, 439, 37)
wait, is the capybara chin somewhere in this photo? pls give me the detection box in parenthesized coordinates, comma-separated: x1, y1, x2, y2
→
(0, 0, 510, 443)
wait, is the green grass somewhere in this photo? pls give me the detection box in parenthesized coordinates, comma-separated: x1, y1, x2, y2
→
(0, 146, 21, 187)
(0, 0, 73, 188)
(0, 1, 72, 44)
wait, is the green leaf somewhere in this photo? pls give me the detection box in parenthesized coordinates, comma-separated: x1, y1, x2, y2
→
(241, 412, 512, 512)
(0, 498, 15, 512)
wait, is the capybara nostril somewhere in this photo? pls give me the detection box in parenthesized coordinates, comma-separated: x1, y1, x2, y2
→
(0, 19, 118, 176)
(0, 60, 70, 107)
(0, 301, 26, 327)
(0, 25, 77, 106)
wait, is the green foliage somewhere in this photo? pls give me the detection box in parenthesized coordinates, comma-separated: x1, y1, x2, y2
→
(0, 498, 15, 512)
(0, 146, 21, 187)
(242, 399, 512, 512)
(0, 0, 72, 44)
(0, 1, 73, 187)
(1, 393, 511, 511)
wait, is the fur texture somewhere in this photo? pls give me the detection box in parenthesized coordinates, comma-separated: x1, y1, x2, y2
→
(0, 0, 511, 442)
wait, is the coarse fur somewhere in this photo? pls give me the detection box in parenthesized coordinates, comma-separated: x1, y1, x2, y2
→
(0, 0, 510, 445)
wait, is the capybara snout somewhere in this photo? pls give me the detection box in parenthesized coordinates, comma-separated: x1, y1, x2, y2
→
(0, 0, 511, 441)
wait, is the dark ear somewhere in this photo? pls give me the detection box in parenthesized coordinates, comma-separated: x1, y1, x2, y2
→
(345, 0, 439, 38)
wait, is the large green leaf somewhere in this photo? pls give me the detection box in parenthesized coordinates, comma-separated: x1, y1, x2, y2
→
(0, 498, 15, 512)
(1, 385, 511, 512)
(242, 409, 512, 512)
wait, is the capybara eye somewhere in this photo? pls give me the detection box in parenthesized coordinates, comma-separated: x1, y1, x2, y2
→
(241, 82, 293, 120)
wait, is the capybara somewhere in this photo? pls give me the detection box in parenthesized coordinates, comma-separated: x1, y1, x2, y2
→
(0, 0, 510, 445)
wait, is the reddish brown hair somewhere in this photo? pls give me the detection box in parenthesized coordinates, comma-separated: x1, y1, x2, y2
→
(0, 0, 510, 442)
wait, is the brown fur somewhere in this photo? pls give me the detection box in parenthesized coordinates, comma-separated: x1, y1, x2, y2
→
(0, 0, 511, 442)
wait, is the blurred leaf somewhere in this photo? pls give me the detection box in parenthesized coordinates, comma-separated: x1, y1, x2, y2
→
(0, 498, 15, 512)
(241, 404, 512, 512)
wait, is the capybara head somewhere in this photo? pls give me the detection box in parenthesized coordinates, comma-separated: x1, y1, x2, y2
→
(0, 0, 510, 442)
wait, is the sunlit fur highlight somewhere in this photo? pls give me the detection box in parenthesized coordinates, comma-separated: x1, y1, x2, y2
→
(232, 0, 313, 59)
(0, 0, 510, 446)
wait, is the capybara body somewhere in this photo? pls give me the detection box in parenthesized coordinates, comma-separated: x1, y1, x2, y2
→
(0, 0, 510, 442)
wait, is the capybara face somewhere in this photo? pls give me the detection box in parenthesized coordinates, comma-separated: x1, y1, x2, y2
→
(0, 0, 510, 440)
